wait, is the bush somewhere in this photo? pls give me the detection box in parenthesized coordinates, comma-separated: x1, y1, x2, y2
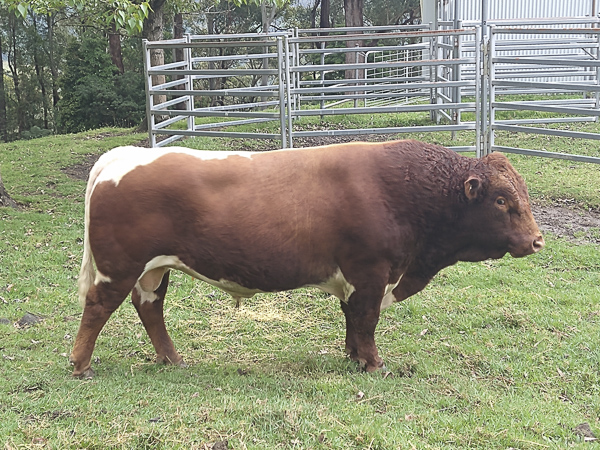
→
(56, 32, 145, 133)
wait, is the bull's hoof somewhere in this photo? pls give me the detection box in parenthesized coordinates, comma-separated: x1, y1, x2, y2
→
(362, 360, 388, 374)
(72, 366, 95, 379)
(157, 355, 187, 368)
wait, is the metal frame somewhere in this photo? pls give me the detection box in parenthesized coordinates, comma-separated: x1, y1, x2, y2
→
(486, 24, 600, 163)
(143, 22, 600, 164)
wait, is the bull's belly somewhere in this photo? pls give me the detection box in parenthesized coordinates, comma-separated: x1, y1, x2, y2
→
(135, 255, 401, 309)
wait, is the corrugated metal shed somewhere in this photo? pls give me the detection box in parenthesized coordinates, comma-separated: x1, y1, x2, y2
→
(441, 0, 597, 24)
(432, 0, 600, 84)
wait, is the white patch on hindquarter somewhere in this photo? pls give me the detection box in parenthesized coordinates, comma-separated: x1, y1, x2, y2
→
(94, 271, 112, 285)
(91, 146, 255, 194)
(136, 255, 266, 304)
(313, 268, 356, 303)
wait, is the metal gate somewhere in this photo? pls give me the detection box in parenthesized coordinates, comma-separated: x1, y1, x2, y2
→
(143, 21, 600, 164)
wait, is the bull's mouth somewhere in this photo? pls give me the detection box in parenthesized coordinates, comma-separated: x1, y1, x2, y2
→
(509, 234, 545, 258)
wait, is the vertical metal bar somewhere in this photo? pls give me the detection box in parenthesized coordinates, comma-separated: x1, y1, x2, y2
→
(293, 28, 300, 112)
(142, 39, 156, 148)
(481, 31, 490, 156)
(277, 36, 287, 148)
(429, 25, 436, 122)
(592, 26, 600, 118)
(451, 20, 462, 139)
(284, 34, 294, 148)
(320, 41, 326, 112)
(481, 0, 488, 40)
(185, 34, 194, 134)
(474, 26, 482, 158)
(488, 26, 496, 153)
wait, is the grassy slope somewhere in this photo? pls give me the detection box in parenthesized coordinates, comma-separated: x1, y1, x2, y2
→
(0, 127, 599, 449)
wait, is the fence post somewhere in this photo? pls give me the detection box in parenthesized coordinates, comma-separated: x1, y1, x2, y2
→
(277, 36, 287, 148)
(142, 39, 156, 148)
(284, 34, 294, 148)
(487, 26, 496, 154)
(480, 30, 490, 156)
(185, 34, 194, 135)
(474, 27, 482, 158)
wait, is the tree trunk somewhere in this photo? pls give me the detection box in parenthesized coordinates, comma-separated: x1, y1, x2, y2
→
(320, 0, 330, 29)
(343, 0, 365, 88)
(173, 12, 187, 111)
(0, 32, 8, 142)
(108, 21, 125, 74)
(46, 14, 60, 110)
(0, 169, 17, 209)
(32, 15, 49, 129)
(8, 12, 25, 137)
(143, 0, 167, 113)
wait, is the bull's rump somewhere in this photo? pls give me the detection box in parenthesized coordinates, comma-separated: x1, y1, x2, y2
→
(87, 144, 391, 293)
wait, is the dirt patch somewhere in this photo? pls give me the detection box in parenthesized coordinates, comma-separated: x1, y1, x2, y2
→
(61, 154, 101, 181)
(532, 203, 600, 244)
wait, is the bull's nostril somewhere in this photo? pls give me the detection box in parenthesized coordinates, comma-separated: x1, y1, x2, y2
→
(533, 236, 545, 252)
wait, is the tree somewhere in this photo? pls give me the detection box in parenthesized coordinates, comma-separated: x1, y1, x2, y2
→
(0, 0, 150, 34)
(344, 0, 364, 81)
(56, 32, 145, 132)
(0, 168, 17, 208)
(0, 25, 7, 142)
(142, 0, 167, 113)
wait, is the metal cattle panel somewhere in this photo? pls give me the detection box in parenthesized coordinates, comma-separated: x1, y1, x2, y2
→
(486, 24, 600, 164)
(287, 26, 480, 153)
(143, 22, 600, 164)
(143, 32, 290, 148)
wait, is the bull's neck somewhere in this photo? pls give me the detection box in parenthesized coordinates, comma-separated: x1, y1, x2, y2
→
(382, 152, 482, 271)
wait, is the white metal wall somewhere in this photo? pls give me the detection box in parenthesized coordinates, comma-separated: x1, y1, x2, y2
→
(441, 0, 597, 24)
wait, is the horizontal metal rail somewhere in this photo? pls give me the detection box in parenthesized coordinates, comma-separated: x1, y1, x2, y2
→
(493, 102, 600, 116)
(493, 124, 600, 140)
(493, 146, 600, 164)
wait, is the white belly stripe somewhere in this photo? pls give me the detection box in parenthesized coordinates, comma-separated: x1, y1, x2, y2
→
(136, 256, 401, 310)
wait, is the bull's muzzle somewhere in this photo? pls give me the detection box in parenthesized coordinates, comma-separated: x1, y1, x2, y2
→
(510, 233, 544, 258)
(532, 235, 545, 253)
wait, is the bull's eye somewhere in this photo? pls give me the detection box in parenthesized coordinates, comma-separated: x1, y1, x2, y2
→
(496, 197, 506, 206)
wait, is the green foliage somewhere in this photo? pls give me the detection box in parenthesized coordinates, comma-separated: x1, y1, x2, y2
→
(56, 33, 145, 133)
(21, 125, 52, 140)
(1, 0, 150, 34)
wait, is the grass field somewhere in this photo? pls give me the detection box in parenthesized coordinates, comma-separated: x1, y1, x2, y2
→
(0, 126, 599, 449)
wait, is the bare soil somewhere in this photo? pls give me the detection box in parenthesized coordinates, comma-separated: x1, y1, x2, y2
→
(61, 136, 600, 245)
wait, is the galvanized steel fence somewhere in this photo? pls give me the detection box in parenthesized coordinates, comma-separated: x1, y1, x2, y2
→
(143, 21, 600, 164)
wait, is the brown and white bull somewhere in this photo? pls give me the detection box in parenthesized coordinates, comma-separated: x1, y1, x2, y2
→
(70, 140, 544, 377)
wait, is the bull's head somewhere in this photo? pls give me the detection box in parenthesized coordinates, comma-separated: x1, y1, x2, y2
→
(459, 153, 544, 260)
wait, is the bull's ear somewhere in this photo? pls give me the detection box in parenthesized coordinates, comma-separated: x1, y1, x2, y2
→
(464, 175, 482, 200)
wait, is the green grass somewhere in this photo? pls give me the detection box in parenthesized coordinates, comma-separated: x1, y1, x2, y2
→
(1, 126, 600, 448)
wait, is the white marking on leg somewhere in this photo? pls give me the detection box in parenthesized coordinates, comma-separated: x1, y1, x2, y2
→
(313, 268, 356, 303)
(135, 281, 159, 303)
(380, 277, 402, 311)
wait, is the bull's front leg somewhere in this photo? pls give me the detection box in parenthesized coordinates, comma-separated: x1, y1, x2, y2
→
(340, 281, 387, 373)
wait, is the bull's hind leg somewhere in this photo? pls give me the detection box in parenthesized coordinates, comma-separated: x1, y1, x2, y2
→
(70, 278, 135, 378)
(131, 270, 185, 367)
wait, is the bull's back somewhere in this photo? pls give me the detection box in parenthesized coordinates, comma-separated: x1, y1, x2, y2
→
(87, 144, 390, 290)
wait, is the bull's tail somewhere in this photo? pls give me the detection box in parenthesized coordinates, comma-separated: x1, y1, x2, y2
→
(77, 154, 106, 307)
